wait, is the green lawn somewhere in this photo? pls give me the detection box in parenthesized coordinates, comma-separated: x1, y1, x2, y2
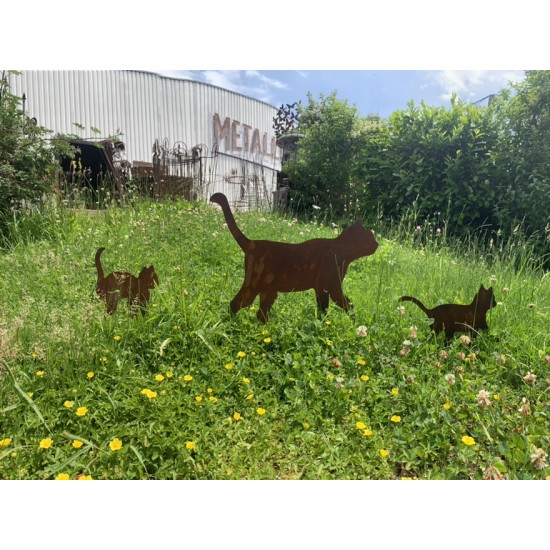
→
(0, 199, 548, 479)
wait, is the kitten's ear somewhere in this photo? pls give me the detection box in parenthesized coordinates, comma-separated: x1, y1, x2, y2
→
(480, 284, 486, 290)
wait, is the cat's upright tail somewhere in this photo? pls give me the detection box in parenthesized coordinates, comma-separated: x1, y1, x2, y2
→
(399, 295, 432, 316)
(95, 247, 106, 281)
(210, 193, 250, 252)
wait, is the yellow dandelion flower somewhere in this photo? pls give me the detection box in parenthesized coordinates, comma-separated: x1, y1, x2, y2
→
(186, 441, 196, 450)
(155, 374, 165, 382)
(380, 449, 389, 458)
(100, 356, 108, 363)
(31, 352, 39, 359)
(39, 438, 53, 449)
(325, 320, 332, 325)
(27, 392, 34, 398)
(195, 395, 203, 403)
(356, 421, 367, 430)
(261, 329, 269, 335)
(493, 393, 500, 401)
(209, 396, 218, 403)
(114, 335, 121, 341)
(326, 373, 335, 380)
(263, 337, 272, 344)
(77, 475, 93, 480)
(360, 375, 369, 382)
(36, 371, 45, 377)
(183, 374, 193, 381)
(72, 440, 84, 449)
(363, 429, 373, 437)
(462, 435, 475, 446)
(357, 359, 366, 366)
(390, 415, 401, 423)
(55, 473, 70, 480)
(443, 402, 451, 411)
(63, 400, 74, 408)
(391, 388, 399, 396)
(233, 412, 242, 421)
(207, 388, 213, 393)
(242, 377, 250, 384)
(224, 363, 233, 370)
(87, 371, 95, 379)
(303, 422, 310, 429)
(76, 407, 88, 417)
(256, 408, 266, 416)
(237, 351, 246, 358)
(326, 340, 333, 347)
(165, 372, 173, 379)
(140, 388, 157, 399)
(109, 438, 123, 452)
(0, 438, 12, 447)
(246, 394, 254, 400)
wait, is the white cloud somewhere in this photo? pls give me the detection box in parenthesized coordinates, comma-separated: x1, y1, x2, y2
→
(245, 70, 288, 90)
(430, 70, 525, 101)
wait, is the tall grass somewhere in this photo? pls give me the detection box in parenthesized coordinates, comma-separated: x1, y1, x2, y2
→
(0, 198, 548, 479)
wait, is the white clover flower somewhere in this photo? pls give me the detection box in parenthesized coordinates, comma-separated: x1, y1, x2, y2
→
(476, 389, 491, 408)
(530, 447, 547, 470)
(356, 325, 368, 338)
(523, 372, 537, 385)
(445, 373, 456, 385)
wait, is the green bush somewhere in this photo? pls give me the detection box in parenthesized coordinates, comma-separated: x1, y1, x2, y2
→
(0, 71, 69, 237)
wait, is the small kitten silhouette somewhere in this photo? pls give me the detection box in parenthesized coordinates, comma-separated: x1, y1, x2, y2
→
(210, 192, 378, 322)
(95, 247, 159, 315)
(399, 284, 497, 340)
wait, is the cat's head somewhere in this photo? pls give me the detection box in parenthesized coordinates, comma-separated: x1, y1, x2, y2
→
(478, 284, 497, 309)
(139, 265, 159, 288)
(339, 219, 378, 259)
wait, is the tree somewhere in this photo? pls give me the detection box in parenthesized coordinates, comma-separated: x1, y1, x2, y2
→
(491, 71, 550, 237)
(0, 70, 68, 233)
(283, 93, 363, 219)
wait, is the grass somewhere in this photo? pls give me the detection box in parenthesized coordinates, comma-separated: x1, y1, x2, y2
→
(0, 198, 549, 479)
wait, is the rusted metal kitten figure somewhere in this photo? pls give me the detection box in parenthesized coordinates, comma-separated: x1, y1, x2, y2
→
(399, 284, 497, 340)
(210, 193, 378, 322)
(95, 247, 159, 315)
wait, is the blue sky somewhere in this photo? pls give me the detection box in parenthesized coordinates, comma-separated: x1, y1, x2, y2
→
(156, 70, 525, 119)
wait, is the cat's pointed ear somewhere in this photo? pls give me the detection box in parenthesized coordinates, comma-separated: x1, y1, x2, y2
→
(480, 284, 486, 290)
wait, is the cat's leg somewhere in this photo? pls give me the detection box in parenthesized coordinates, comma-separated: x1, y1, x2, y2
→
(315, 289, 330, 314)
(106, 292, 119, 315)
(257, 291, 277, 323)
(230, 284, 257, 315)
(328, 285, 351, 311)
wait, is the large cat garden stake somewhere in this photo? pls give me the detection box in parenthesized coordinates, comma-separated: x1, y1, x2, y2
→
(210, 193, 378, 322)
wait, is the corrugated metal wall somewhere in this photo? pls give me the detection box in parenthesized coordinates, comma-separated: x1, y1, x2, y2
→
(7, 70, 281, 207)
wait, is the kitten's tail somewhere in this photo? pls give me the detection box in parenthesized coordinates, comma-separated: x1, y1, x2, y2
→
(210, 193, 250, 252)
(95, 247, 106, 281)
(399, 295, 431, 316)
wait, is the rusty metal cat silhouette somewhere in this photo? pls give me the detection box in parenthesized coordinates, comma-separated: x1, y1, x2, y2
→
(210, 193, 378, 322)
(95, 247, 159, 315)
(399, 284, 497, 340)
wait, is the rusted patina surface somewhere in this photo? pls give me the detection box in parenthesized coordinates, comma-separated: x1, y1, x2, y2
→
(210, 192, 378, 322)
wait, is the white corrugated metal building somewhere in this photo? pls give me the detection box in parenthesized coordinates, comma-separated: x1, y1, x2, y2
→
(7, 70, 282, 208)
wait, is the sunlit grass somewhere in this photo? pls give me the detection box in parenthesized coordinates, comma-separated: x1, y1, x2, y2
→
(0, 199, 548, 479)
